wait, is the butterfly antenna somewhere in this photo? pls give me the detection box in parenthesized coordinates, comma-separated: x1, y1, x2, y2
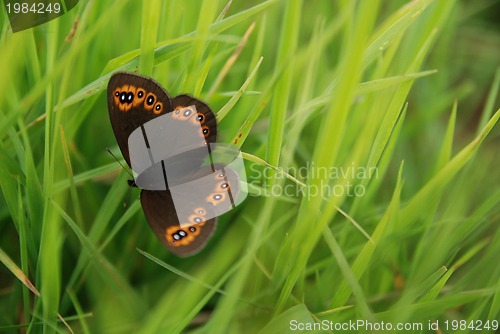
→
(106, 147, 135, 180)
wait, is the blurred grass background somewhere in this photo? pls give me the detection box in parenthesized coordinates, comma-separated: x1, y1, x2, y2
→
(0, 0, 499, 333)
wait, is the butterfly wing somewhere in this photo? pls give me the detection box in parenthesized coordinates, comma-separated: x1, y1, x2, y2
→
(128, 99, 217, 182)
(140, 165, 240, 257)
(107, 73, 218, 168)
(140, 190, 217, 257)
(171, 94, 217, 143)
(168, 165, 242, 225)
(107, 72, 173, 166)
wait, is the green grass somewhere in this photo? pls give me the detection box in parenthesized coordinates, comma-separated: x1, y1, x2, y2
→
(1, 0, 499, 333)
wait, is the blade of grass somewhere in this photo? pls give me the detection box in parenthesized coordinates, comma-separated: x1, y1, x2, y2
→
(182, 0, 219, 92)
(399, 109, 499, 229)
(39, 19, 62, 334)
(60, 125, 83, 226)
(218, 56, 263, 123)
(331, 161, 404, 308)
(0, 247, 75, 333)
(258, 304, 315, 334)
(207, 22, 256, 99)
(67, 289, 91, 334)
(52, 200, 144, 315)
(140, 0, 161, 76)
(420, 239, 489, 303)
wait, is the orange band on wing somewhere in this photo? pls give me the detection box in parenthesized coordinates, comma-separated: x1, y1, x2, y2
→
(165, 222, 206, 247)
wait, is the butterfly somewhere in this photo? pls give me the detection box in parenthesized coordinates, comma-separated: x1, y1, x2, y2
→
(107, 72, 243, 256)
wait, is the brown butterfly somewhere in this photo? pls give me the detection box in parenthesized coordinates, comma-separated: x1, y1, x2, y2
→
(107, 72, 237, 256)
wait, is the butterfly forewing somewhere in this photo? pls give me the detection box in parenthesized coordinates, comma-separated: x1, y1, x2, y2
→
(107, 72, 173, 165)
(172, 95, 217, 144)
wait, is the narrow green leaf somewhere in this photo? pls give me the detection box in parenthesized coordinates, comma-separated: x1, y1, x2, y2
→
(259, 304, 315, 334)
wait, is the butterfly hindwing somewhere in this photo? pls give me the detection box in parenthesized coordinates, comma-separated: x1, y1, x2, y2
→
(140, 165, 239, 257)
(140, 190, 217, 257)
(168, 165, 241, 222)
